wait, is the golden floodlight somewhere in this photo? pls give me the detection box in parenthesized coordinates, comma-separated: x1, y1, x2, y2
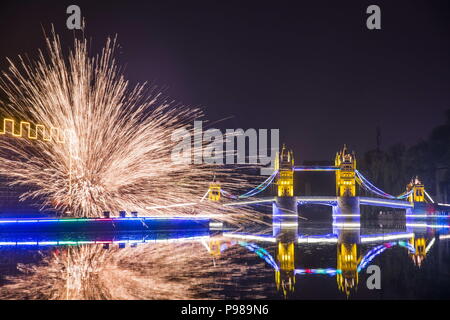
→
(335, 145, 357, 197)
(406, 177, 426, 203)
(277, 145, 294, 197)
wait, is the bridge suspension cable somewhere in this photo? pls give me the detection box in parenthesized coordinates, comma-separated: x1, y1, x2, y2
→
(424, 191, 435, 203)
(355, 170, 412, 200)
(239, 241, 279, 270)
(357, 241, 415, 272)
(220, 171, 278, 200)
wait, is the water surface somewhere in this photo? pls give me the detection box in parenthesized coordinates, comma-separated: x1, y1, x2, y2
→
(0, 218, 449, 299)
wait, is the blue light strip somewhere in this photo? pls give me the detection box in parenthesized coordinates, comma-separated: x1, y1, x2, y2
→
(0, 216, 211, 224)
(406, 222, 450, 228)
(293, 166, 339, 172)
(297, 196, 338, 206)
(360, 232, 414, 243)
(223, 232, 276, 242)
(359, 197, 413, 208)
(239, 241, 279, 270)
(0, 235, 212, 247)
(438, 203, 450, 207)
(295, 268, 340, 276)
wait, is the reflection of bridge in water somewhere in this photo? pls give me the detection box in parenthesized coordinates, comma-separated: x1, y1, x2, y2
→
(221, 223, 446, 298)
(1, 220, 448, 298)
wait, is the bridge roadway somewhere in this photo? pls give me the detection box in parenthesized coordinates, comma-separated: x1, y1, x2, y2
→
(223, 196, 413, 209)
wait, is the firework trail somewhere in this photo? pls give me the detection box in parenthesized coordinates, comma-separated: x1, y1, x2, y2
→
(0, 29, 268, 221)
(0, 240, 269, 300)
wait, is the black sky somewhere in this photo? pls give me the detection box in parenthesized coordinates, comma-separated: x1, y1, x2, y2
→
(1, 0, 449, 161)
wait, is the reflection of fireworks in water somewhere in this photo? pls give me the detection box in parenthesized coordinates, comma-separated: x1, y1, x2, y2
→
(0, 240, 269, 300)
(0, 29, 263, 221)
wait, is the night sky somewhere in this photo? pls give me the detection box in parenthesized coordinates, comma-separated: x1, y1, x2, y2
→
(1, 0, 449, 162)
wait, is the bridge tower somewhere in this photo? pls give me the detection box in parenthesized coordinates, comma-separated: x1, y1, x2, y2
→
(336, 243, 360, 297)
(406, 177, 425, 203)
(335, 145, 357, 197)
(275, 144, 294, 197)
(409, 237, 427, 267)
(333, 145, 360, 219)
(208, 239, 222, 257)
(336, 227, 361, 297)
(208, 182, 221, 201)
(273, 145, 298, 228)
(275, 242, 296, 298)
(273, 216, 298, 298)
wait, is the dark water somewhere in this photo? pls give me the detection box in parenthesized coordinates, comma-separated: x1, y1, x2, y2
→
(0, 218, 449, 299)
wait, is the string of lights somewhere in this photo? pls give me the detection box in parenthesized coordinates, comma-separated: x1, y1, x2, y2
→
(0, 118, 66, 143)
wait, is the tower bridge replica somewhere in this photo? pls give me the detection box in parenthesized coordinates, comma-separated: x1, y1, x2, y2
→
(206, 144, 450, 297)
(217, 144, 450, 225)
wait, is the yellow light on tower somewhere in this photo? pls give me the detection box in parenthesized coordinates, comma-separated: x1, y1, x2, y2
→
(277, 145, 294, 197)
(406, 177, 425, 203)
(208, 182, 221, 202)
(408, 237, 427, 267)
(335, 145, 357, 197)
(337, 243, 360, 297)
(275, 241, 296, 297)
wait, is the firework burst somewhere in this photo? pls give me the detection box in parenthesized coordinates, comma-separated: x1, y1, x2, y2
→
(0, 29, 266, 221)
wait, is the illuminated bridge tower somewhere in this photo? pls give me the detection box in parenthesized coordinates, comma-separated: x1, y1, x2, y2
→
(333, 145, 360, 221)
(405, 177, 433, 217)
(208, 182, 221, 202)
(408, 236, 428, 267)
(406, 177, 425, 204)
(275, 242, 296, 298)
(276, 144, 294, 197)
(273, 145, 298, 230)
(274, 223, 298, 298)
(336, 227, 361, 298)
(208, 239, 222, 257)
(335, 145, 357, 197)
